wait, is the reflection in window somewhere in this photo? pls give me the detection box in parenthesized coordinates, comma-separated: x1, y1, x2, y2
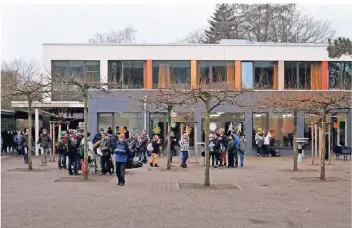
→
(201, 113, 245, 136)
(253, 62, 277, 89)
(328, 61, 352, 90)
(108, 61, 145, 89)
(115, 112, 143, 133)
(51, 60, 100, 101)
(197, 61, 234, 86)
(252, 113, 294, 148)
(241, 62, 253, 89)
(152, 61, 191, 89)
(98, 113, 113, 132)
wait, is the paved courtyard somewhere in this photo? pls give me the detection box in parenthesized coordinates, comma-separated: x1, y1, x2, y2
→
(1, 155, 351, 228)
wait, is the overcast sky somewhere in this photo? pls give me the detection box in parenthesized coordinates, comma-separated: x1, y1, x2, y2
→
(1, 4, 352, 63)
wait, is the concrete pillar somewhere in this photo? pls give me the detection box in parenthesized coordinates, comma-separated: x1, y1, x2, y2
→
(88, 100, 98, 135)
(244, 112, 253, 152)
(348, 111, 352, 146)
(297, 113, 305, 138)
(35, 108, 39, 156)
(100, 59, 108, 88)
(278, 61, 285, 90)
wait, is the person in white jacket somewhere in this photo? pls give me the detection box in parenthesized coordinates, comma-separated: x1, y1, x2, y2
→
(263, 132, 271, 156)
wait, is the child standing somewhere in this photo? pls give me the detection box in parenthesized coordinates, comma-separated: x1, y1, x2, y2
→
(179, 133, 190, 168)
(239, 135, 246, 167)
(114, 134, 129, 186)
(150, 135, 161, 167)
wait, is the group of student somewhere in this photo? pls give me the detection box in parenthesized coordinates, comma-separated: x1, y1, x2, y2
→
(208, 128, 246, 168)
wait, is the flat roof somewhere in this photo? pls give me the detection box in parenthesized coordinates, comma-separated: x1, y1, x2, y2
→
(42, 42, 329, 48)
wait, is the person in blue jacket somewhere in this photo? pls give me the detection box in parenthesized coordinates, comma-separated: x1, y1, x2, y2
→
(114, 134, 129, 186)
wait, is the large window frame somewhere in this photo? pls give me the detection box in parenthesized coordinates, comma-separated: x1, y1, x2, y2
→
(108, 60, 145, 89)
(242, 61, 277, 89)
(328, 61, 352, 90)
(197, 61, 233, 85)
(152, 60, 191, 89)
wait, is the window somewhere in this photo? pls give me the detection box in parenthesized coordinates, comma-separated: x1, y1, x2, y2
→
(242, 61, 278, 89)
(152, 61, 191, 89)
(197, 61, 234, 87)
(201, 113, 245, 136)
(108, 60, 145, 89)
(328, 61, 352, 90)
(252, 113, 294, 148)
(285, 62, 312, 89)
(98, 113, 113, 132)
(51, 60, 100, 101)
(114, 112, 143, 133)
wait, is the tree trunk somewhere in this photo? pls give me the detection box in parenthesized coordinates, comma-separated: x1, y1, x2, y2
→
(204, 100, 211, 187)
(293, 111, 298, 171)
(28, 103, 33, 170)
(83, 97, 89, 180)
(320, 119, 326, 181)
(166, 107, 172, 170)
(311, 125, 314, 165)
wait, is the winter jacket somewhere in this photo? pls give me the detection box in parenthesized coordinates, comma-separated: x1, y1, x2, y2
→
(22, 135, 28, 147)
(255, 133, 264, 147)
(115, 140, 129, 163)
(264, 133, 271, 145)
(138, 135, 149, 152)
(170, 136, 177, 151)
(14, 134, 24, 145)
(240, 137, 246, 152)
(227, 139, 236, 154)
(37, 133, 52, 148)
(179, 139, 189, 151)
(57, 137, 69, 154)
(92, 133, 102, 144)
(152, 141, 161, 154)
(232, 134, 240, 149)
(218, 134, 228, 152)
(107, 135, 117, 154)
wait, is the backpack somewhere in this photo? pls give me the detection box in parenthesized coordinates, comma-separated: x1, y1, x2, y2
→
(147, 143, 153, 152)
(57, 138, 68, 154)
(15, 135, 23, 144)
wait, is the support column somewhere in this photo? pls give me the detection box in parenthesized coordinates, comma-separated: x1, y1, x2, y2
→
(194, 123, 198, 163)
(322, 61, 328, 90)
(35, 108, 39, 156)
(348, 111, 352, 147)
(52, 123, 56, 159)
(100, 59, 108, 88)
(278, 61, 285, 90)
(191, 60, 198, 89)
(244, 112, 253, 153)
(50, 123, 53, 162)
(297, 113, 305, 138)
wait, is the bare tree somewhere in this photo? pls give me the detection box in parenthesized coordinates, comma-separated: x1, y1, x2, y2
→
(205, 3, 335, 43)
(2, 59, 51, 170)
(258, 91, 351, 179)
(88, 26, 137, 44)
(179, 78, 245, 186)
(327, 37, 352, 58)
(176, 29, 206, 44)
(141, 89, 192, 169)
(52, 72, 122, 179)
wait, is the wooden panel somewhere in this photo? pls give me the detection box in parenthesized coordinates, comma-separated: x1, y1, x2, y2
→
(311, 62, 322, 90)
(166, 65, 171, 88)
(226, 62, 235, 90)
(235, 60, 241, 90)
(273, 63, 278, 90)
(191, 60, 198, 89)
(158, 64, 165, 88)
(146, 60, 152, 89)
(321, 61, 328, 90)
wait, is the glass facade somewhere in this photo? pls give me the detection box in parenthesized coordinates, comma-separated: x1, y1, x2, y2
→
(108, 60, 145, 89)
(201, 113, 245, 138)
(197, 61, 234, 86)
(284, 61, 325, 90)
(52, 60, 100, 101)
(252, 113, 294, 148)
(328, 61, 352, 90)
(152, 61, 191, 89)
(97, 112, 143, 134)
(241, 61, 277, 89)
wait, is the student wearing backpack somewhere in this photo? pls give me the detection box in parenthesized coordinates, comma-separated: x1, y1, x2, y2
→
(114, 134, 129, 186)
(37, 129, 52, 166)
(14, 131, 24, 156)
(57, 132, 68, 169)
(239, 135, 246, 167)
(138, 130, 149, 164)
(22, 129, 29, 164)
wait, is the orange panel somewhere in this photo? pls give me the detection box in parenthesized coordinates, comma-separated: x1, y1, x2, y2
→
(273, 63, 278, 90)
(146, 60, 152, 89)
(158, 64, 166, 88)
(166, 65, 171, 88)
(191, 60, 197, 89)
(235, 61, 241, 90)
(321, 61, 328, 90)
(226, 62, 235, 90)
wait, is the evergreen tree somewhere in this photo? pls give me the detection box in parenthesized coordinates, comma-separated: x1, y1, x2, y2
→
(327, 37, 352, 58)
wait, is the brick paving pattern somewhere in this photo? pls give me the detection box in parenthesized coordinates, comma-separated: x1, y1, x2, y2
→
(1, 155, 351, 228)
